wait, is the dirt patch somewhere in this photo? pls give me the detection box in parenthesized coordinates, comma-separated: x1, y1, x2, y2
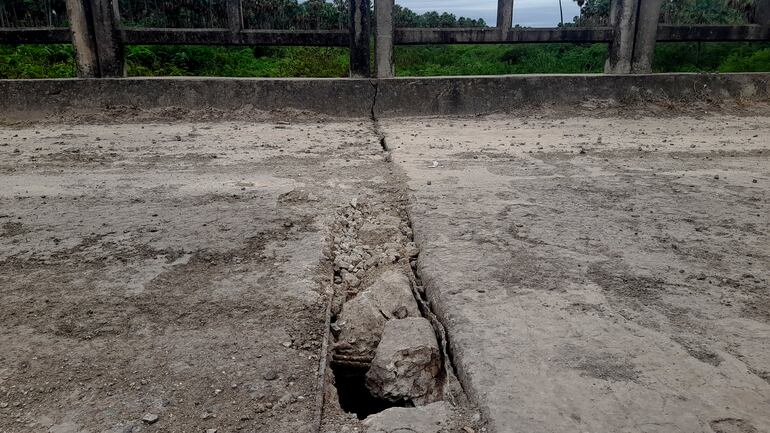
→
(0, 221, 26, 238)
(0, 120, 387, 433)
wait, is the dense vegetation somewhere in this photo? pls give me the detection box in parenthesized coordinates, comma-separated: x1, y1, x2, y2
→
(4, 41, 770, 79)
(1, 0, 769, 78)
(572, 0, 758, 25)
(0, 0, 487, 29)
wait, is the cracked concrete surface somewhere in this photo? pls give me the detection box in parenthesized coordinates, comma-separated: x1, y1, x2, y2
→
(0, 120, 388, 433)
(1, 110, 769, 433)
(383, 114, 770, 433)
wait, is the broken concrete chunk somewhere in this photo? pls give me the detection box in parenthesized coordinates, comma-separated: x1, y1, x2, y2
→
(363, 401, 453, 433)
(365, 317, 443, 405)
(335, 271, 420, 357)
(358, 216, 403, 246)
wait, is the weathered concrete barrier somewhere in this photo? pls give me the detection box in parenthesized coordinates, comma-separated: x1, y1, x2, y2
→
(1, 73, 769, 121)
(0, 77, 376, 120)
(373, 73, 770, 117)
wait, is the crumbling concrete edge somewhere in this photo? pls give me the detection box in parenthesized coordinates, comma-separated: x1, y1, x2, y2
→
(1, 73, 769, 122)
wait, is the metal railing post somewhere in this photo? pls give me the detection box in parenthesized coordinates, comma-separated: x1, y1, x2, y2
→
(349, 0, 371, 78)
(375, 0, 394, 78)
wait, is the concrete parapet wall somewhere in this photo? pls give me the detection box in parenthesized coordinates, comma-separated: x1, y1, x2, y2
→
(0, 77, 377, 120)
(374, 73, 770, 117)
(1, 73, 769, 121)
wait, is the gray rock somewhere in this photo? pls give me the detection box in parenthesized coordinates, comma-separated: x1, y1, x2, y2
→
(342, 272, 360, 288)
(366, 317, 443, 405)
(404, 242, 420, 258)
(141, 413, 159, 424)
(336, 271, 420, 357)
(363, 401, 454, 433)
(48, 423, 82, 433)
(358, 217, 403, 245)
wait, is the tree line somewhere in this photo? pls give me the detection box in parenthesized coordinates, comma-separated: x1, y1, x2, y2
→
(0, 0, 757, 29)
(572, 0, 758, 26)
(0, 0, 485, 29)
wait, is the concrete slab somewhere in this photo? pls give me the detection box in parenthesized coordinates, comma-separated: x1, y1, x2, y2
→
(0, 120, 386, 432)
(384, 115, 770, 433)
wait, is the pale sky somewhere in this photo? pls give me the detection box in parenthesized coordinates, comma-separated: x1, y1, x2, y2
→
(397, 0, 582, 27)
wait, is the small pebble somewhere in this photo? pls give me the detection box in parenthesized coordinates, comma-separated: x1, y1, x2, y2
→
(142, 413, 159, 424)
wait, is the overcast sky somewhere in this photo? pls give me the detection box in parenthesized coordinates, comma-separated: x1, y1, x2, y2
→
(398, 0, 581, 27)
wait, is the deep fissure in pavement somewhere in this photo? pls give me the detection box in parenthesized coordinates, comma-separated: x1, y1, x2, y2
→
(322, 128, 470, 426)
(330, 361, 411, 419)
(326, 193, 438, 419)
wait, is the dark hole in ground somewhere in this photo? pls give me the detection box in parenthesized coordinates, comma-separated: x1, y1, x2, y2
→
(331, 362, 410, 419)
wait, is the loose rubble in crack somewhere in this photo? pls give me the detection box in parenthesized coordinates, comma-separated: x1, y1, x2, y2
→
(322, 194, 485, 433)
(366, 317, 444, 405)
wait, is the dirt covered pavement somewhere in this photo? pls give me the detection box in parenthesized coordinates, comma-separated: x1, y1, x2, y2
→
(383, 114, 770, 433)
(1, 111, 769, 433)
(0, 120, 395, 433)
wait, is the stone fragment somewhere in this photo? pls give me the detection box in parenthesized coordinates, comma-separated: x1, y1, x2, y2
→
(365, 317, 443, 405)
(141, 413, 159, 424)
(363, 401, 453, 433)
(358, 216, 403, 245)
(335, 271, 420, 357)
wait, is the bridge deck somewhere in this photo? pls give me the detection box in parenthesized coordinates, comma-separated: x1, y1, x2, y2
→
(1, 111, 769, 433)
(384, 114, 770, 433)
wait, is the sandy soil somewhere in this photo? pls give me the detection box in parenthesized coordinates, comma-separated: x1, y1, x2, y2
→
(383, 114, 770, 433)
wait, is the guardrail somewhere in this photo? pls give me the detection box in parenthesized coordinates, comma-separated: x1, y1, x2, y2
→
(1, 0, 769, 78)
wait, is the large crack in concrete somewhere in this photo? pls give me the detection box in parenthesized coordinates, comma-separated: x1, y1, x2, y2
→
(318, 121, 482, 433)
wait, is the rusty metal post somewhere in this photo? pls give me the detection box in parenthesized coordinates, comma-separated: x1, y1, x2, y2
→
(497, 0, 514, 29)
(375, 0, 394, 78)
(349, 0, 371, 77)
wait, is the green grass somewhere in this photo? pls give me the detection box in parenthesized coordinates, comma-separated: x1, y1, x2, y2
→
(2, 41, 770, 79)
(0, 44, 75, 78)
(126, 45, 349, 77)
(395, 44, 608, 76)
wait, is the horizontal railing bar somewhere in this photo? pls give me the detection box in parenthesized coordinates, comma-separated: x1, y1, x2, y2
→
(121, 28, 350, 46)
(0, 27, 71, 44)
(393, 25, 769, 45)
(394, 27, 614, 44)
(1, 25, 766, 46)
